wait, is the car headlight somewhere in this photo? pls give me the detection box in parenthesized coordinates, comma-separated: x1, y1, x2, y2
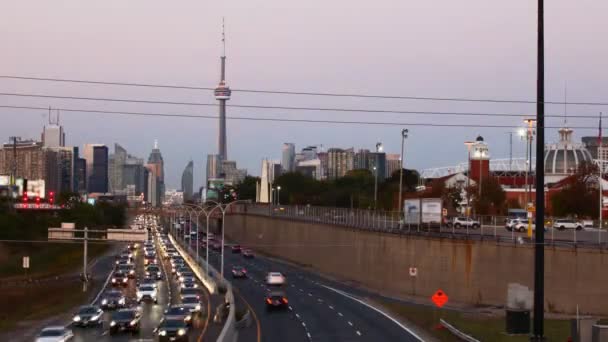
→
(179, 276, 184, 282)
(177, 328, 186, 336)
(110, 321, 116, 327)
(130, 319, 137, 326)
(119, 298, 125, 304)
(130, 270, 135, 275)
(195, 304, 201, 311)
(73, 315, 81, 322)
(193, 284, 198, 288)
(101, 299, 108, 305)
(123, 278, 128, 283)
(91, 314, 100, 321)
(159, 330, 167, 336)
(185, 315, 192, 321)
(157, 271, 161, 277)
(112, 278, 116, 283)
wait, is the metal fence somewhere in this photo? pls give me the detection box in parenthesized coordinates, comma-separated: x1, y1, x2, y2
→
(232, 204, 608, 249)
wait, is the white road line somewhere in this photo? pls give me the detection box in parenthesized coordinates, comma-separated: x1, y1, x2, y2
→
(321, 285, 424, 342)
(356, 331, 362, 336)
(308, 293, 313, 297)
(329, 305, 334, 310)
(299, 289, 304, 292)
(307, 332, 312, 339)
(302, 322, 306, 327)
(296, 313, 300, 318)
(348, 321, 353, 326)
(338, 312, 343, 317)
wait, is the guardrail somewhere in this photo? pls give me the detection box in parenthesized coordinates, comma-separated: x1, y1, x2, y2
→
(234, 203, 608, 250)
(170, 233, 237, 342)
(439, 319, 481, 342)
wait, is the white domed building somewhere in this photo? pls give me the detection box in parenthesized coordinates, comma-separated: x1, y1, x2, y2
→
(544, 127, 594, 184)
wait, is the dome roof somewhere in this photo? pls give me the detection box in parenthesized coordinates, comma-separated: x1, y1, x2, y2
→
(476, 135, 484, 142)
(544, 127, 593, 175)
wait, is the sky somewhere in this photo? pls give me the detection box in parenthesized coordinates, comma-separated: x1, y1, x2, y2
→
(1, 0, 608, 189)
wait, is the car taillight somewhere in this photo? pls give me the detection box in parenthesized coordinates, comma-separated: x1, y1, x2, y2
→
(242, 269, 247, 273)
(266, 298, 272, 304)
(282, 297, 288, 304)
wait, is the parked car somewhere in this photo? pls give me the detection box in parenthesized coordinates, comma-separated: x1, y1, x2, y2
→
(505, 218, 522, 231)
(553, 219, 583, 231)
(448, 217, 480, 229)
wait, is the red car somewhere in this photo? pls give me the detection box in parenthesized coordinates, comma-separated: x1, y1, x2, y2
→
(265, 291, 288, 310)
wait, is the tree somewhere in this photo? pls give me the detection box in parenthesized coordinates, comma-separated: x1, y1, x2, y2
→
(551, 162, 599, 218)
(235, 176, 260, 201)
(468, 177, 506, 215)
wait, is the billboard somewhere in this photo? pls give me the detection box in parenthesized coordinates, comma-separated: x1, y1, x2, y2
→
(403, 199, 421, 225)
(206, 178, 225, 202)
(0, 175, 9, 186)
(421, 198, 442, 224)
(26, 180, 45, 198)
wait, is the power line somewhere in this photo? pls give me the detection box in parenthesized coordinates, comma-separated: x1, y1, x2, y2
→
(2, 75, 608, 106)
(0, 105, 601, 130)
(0, 92, 602, 119)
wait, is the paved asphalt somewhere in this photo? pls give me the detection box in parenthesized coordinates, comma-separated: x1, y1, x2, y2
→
(69, 233, 212, 342)
(195, 241, 423, 342)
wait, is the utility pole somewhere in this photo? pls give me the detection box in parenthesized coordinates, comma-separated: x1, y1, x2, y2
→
(398, 129, 409, 220)
(83, 226, 88, 292)
(532, 0, 546, 339)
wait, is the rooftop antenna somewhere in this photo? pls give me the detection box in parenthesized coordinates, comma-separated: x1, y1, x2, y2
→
(48, 106, 52, 124)
(222, 17, 226, 58)
(564, 82, 568, 126)
(154, 139, 158, 149)
(56, 109, 60, 125)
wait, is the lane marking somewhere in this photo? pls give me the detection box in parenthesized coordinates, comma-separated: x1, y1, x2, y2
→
(329, 305, 334, 310)
(233, 287, 262, 342)
(321, 285, 424, 341)
(356, 330, 362, 336)
(348, 321, 353, 326)
(338, 312, 343, 317)
(307, 332, 312, 339)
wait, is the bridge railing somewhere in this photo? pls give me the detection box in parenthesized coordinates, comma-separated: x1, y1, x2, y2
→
(232, 203, 608, 249)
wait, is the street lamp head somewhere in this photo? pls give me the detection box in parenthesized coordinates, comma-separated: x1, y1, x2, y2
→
(277, 186, 281, 190)
(402, 128, 409, 138)
(518, 128, 526, 138)
(376, 142, 383, 152)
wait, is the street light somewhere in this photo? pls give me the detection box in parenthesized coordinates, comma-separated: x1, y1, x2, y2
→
(374, 142, 383, 210)
(523, 119, 536, 207)
(277, 186, 282, 206)
(398, 129, 409, 220)
(271, 188, 275, 206)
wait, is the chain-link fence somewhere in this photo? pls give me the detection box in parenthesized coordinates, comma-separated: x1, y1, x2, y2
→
(231, 203, 608, 249)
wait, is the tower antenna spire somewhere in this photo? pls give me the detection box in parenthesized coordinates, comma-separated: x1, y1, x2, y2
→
(222, 17, 226, 58)
(564, 82, 568, 126)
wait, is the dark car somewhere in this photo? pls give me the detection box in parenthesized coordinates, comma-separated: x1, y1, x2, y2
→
(231, 266, 247, 278)
(118, 264, 136, 278)
(156, 318, 189, 341)
(242, 249, 254, 258)
(231, 245, 242, 253)
(164, 305, 193, 326)
(175, 267, 191, 279)
(72, 305, 103, 327)
(146, 265, 162, 280)
(109, 308, 141, 334)
(144, 254, 157, 265)
(115, 255, 132, 266)
(180, 280, 199, 290)
(265, 291, 288, 310)
(111, 271, 129, 286)
(100, 290, 126, 309)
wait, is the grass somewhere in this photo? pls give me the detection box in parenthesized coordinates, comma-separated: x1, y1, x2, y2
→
(377, 299, 571, 341)
(0, 279, 96, 332)
(0, 242, 110, 279)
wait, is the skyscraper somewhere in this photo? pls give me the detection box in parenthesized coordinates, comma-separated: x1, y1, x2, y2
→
(181, 160, 194, 202)
(82, 144, 109, 193)
(281, 143, 295, 172)
(385, 154, 401, 179)
(147, 140, 165, 203)
(327, 148, 354, 179)
(206, 154, 220, 182)
(75, 157, 87, 193)
(214, 19, 231, 161)
(108, 143, 127, 193)
(41, 110, 65, 148)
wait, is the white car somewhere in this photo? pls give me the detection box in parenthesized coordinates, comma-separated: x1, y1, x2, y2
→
(449, 217, 480, 229)
(553, 219, 583, 231)
(136, 285, 158, 303)
(35, 326, 73, 342)
(266, 272, 286, 286)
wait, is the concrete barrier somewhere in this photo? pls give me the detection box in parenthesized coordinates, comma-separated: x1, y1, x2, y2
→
(169, 234, 217, 294)
(216, 282, 237, 342)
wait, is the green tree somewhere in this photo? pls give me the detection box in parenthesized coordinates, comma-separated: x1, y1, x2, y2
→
(468, 177, 506, 215)
(551, 161, 599, 218)
(235, 176, 260, 201)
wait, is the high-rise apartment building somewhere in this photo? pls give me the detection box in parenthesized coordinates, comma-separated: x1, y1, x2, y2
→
(108, 144, 127, 193)
(75, 158, 87, 193)
(82, 144, 109, 193)
(221, 160, 247, 186)
(327, 148, 354, 179)
(147, 141, 165, 203)
(206, 154, 221, 182)
(181, 160, 194, 201)
(281, 143, 295, 172)
(385, 153, 401, 179)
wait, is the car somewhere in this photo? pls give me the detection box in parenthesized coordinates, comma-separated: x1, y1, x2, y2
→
(100, 289, 127, 309)
(136, 284, 158, 303)
(242, 249, 254, 258)
(35, 326, 73, 342)
(449, 217, 480, 229)
(211, 242, 221, 251)
(265, 291, 289, 310)
(156, 318, 190, 341)
(231, 245, 242, 253)
(505, 218, 522, 231)
(181, 296, 203, 313)
(231, 266, 247, 278)
(109, 308, 141, 335)
(139, 277, 158, 289)
(553, 219, 583, 231)
(117, 264, 136, 278)
(266, 272, 286, 286)
(115, 255, 132, 266)
(164, 305, 194, 325)
(180, 280, 199, 290)
(72, 305, 103, 327)
(176, 267, 191, 278)
(178, 271, 194, 282)
(513, 220, 548, 233)
(179, 275, 196, 284)
(179, 288, 203, 300)
(145, 254, 158, 265)
(111, 271, 129, 286)
(146, 265, 163, 280)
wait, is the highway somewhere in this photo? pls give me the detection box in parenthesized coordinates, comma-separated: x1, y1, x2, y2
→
(197, 240, 423, 342)
(67, 226, 213, 342)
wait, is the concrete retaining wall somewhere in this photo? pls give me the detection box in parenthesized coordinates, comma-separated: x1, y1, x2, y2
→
(225, 214, 608, 315)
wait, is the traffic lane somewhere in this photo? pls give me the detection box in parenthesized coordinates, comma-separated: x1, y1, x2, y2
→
(226, 252, 367, 342)
(162, 244, 208, 342)
(229, 251, 422, 342)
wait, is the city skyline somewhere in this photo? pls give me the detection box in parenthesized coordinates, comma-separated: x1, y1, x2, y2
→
(1, 0, 607, 189)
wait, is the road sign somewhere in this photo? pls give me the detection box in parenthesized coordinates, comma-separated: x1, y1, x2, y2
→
(22, 256, 30, 269)
(431, 289, 448, 308)
(409, 267, 418, 277)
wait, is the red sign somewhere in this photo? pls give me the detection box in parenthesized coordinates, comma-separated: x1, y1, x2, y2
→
(431, 289, 448, 308)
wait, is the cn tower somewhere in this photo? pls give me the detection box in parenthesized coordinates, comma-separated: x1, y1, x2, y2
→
(214, 18, 231, 161)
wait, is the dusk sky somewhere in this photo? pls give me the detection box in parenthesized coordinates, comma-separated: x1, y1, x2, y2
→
(2, 0, 608, 189)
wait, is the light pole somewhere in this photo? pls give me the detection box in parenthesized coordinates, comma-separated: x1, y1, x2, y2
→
(277, 186, 282, 206)
(464, 141, 474, 217)
(184, 203, 219, 275)
(524, 119, 536, 206)
(271, 188, 275, 206)
(375, 142, 383, 210)
(398, 129, 409, 219)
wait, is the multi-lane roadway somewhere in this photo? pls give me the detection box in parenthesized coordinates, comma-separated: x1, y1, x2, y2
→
(191, 238, 424, 342)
